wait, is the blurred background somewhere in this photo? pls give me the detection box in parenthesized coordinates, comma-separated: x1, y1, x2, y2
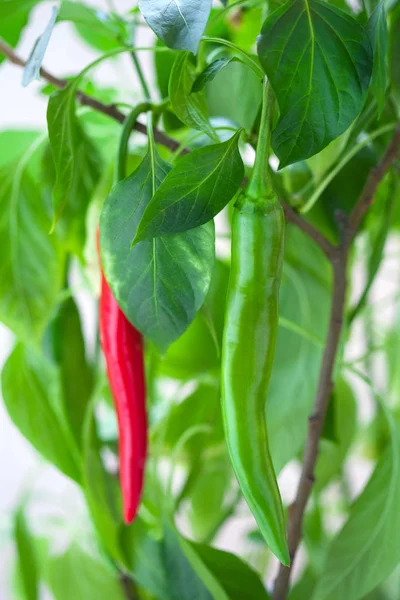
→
(1, 1, 400, 598)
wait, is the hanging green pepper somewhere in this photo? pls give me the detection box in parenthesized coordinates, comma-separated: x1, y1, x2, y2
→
(221, 80, 289, 565)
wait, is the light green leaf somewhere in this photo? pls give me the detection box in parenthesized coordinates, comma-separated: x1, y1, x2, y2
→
(22, 5, 58, 87)
(58, 1, 127, 52)
(14, 507, 38, 600)
(46, 542, 125, 600)
(100, 146, 215, 351)
(0, 144, 65, 342)
(82, 402, 123, 561)
(134, 131, 243, 241)
(0, 0, 41, 64)
(46, 83, 81, 227)
(138, 0, 212, 53)
(206, 60, 262, 133)
(169, 52, 218, 141)
(257, 0, 373, 167)
(314, 414, 400, 600)
(368, 1, 388, 115)
(1, 344, 81, 482)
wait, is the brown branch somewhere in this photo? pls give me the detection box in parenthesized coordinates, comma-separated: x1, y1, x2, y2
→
(272, 124, 400, 599)
(347, 124, 400, 243)
(0, 37, 333, 255)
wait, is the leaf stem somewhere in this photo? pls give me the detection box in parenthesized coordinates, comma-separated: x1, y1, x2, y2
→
(201, 36, 264, 79)
(117, 102, 152, 181)
(130, 51, 152, 101)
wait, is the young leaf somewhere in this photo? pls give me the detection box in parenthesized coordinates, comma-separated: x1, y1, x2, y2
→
(138, 0, 212, 53)
(22, 5, 58, 87)
(47, 83, 81, 227)
(169, 52, 218, 141)
(314, 414, 400, 600)
(192, 58, 234, 93)
(368, 1, 388, 116)
(257, 0, 373, 167)
(133, 131, 243, 242)
(100, 147, 215, 351)
(0, 161, 65, 343)
(45, 542, 125, 600)
(14, 507, 39, 600)
(1, 344, 81, 483)
(58, 1, 127, 52)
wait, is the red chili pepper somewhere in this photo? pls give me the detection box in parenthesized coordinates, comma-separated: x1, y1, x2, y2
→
(97, 232, 147, 524)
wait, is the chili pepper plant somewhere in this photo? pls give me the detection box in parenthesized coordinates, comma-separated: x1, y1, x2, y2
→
(1, 0, 400, 598)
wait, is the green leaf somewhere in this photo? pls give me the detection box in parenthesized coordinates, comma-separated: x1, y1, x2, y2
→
(314, 377, 357, 491)
(14, 507, 38, 600)
(134, 131, 243, 241)
(100, 146, 215, 351)
(162, 522, 219, 600)
(368, 1, 388, 115)
(206, 60, 262, 133)
(191, 543, 270, 600)
(22, 5, 58, 87)
(169, 52, 218, 141)
(257, 0, 373, 167)
(160, 260, 229, 379)
(45, 542, 125, 600)
(138, 0, 212, 53)
(389, 5, 400, 112)
(0, 152, 65, 342)
(50, 297, 93, 450)
(120, 520, 170, 599)
(1, 344, 81, 482)
(82, 402, 123, 561)
(47, 83, 81, 227)
(314, 414, 400, 600)
(192, 58, 234, 93)
(267, 227, 331, 473)
(58, 1, 127, 52)
(0, 0, 41, 64)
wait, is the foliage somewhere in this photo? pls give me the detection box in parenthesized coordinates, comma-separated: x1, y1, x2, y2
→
(0, 0, 400, 598)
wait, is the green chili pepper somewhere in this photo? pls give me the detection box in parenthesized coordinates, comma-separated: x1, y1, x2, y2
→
(221, 80, 289, 565)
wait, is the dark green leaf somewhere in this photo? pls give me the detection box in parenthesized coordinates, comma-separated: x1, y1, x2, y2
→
(22, 5, 58, 87)
(100, 147, 215, 351)
(0, 157, 65, 342)
(191, 543, 270, 600)
(389, 4, 400, 111)
(51, 297, 93, 450)
(14, 507, 38, 600)
(45, 542, 124, 600)
(82, 402, 123, 561)
(368, 1, 388, 115)
(257, 0, 373, 167)
(169, 52, 218, 141)
(1, 344, 81, 482)
(120, 520, 169, 599)
(58, 1, 127, 51)
(162, 522, 217, 600)
(134, 131, 243, 241)
(206, 60, 262, 132)
(314, 416, 400, 600)
(138, 0, 212, 53)
(192, 58, 234, 93)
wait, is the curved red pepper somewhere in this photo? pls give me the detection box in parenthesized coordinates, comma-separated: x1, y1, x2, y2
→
(97, 236, 147, 524)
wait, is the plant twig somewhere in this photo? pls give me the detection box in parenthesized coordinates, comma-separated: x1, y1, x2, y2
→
(0, 37, 333, 256)
(272, 124, 400, 599)
(120, 573, 138, 600)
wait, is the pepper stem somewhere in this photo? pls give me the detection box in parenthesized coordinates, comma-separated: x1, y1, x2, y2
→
(246, 78, 275, 205)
